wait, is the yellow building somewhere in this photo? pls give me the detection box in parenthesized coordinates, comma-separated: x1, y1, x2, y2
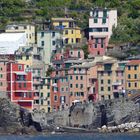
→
(125, 60, 140, 95)
(5, 24, 35, 45)
(40, 77, 52, 113)
(51, 18, 82, 44)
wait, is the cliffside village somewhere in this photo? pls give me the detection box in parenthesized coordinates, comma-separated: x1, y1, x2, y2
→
(0, 8, 139, 113)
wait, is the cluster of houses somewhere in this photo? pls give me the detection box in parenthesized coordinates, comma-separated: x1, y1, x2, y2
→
(0, 8, 139, 112)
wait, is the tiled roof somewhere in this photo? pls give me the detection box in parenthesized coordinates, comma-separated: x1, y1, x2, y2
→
(126, 60, 140, 65)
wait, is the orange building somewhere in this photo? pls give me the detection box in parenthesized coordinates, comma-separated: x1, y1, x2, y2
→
(125, 60, 140, 95)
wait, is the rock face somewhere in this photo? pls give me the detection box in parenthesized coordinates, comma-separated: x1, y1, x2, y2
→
(32, 97, 140, 130)
(0, 98, 39, 135)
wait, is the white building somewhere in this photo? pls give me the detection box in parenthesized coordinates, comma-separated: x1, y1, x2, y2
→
(89, 8, 117, 39)
(0, 33, 26, 54)
(37, 30, 62, 65)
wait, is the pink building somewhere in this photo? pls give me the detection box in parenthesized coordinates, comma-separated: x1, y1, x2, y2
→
(88, 36, 108, 56)
(69, 48, 84, 59)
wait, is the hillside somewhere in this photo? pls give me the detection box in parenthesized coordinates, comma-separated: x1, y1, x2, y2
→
(0, 0, 140, 46)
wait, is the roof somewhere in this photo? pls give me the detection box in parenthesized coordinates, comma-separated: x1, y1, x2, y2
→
(0, 33, 26, 54)
(52, 18, 75, 22)
(126, 60, 140, 65)
(0, 33, 25, 42)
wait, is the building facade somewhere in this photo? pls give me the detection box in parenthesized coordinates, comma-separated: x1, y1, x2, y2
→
(88, 8, 117, 57)
(5, 24, 35, 45)
(51, 18, 82, 45)
(7, 62, 34, 110)
(37, 30, 62, 65)
(125, 60, 140, 96)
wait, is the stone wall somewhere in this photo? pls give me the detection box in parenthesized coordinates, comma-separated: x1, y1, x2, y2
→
(32, 98, 140, 129)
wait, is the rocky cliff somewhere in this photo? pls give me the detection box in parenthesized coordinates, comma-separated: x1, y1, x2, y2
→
(0, 98, 39, 135)
(32, 97, 140, 130)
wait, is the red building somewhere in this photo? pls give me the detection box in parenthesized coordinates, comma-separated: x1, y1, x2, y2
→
(7, 62, 34, 110)
(88, 36, 108, 57)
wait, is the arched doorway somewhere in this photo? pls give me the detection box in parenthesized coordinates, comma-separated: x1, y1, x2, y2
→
(88, 94, 94, 102)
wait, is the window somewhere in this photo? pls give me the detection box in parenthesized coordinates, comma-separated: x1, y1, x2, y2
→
(94, 18, 98, 23)
(61, 88, 64, 92)
(101, 80, 104, 84)
(80, 84, 83, 89)
(135, 82, 137, 87)
(59, 21, 62, 26)
(41, 32, 44, 37)
(0, 82, 2, 86)
(97, 51, 100, 55)
(134, 65, 138, 70)
(103, 10, 107, 17)
(108, 87, 111, 91)
(128, 74, 131, 79)
(95, 38, 98, 43)
(24, 83, 26, 88)
(101, 72, 104, 76)
(101, 44, 104, 48)
(108, 72, 111, 76)
(134, 74, 137, 79)
(80, 76, 83, 80)
(52, 41, 55, 46)
(76, 76, 78, 80)
(0, 67, 2, 71)
(101, 87, 104, 91)
(76, 84, 78, 88)
(47, 92, 50, 97)
(108, 95, 111, 100)
(0, 74, 3, 78)
(41, 41, 44, 46)
(102, 18, 106, 24)
(18, 65, 22, 70)
(65, 30, 68, 34)
(70, 76, 72, 80)
(65, 38, 68, 44)
(54, 95, 58, 101)
(95, 44, 97, 48)
(41, 92, 43, 97)
(47, 101, 50, 105)
(71, 38, 74, 43)
(18, 83, 22, 88)
(24, 26, 27, 29)
(128, 82, 131, 87)
(128, 66, 131, 70)
(52, 32, 55, 37)
(26, 55, 29, 60)
(108, 80, 111, 84)
(47, 85, 50, 89)
(70, 84, 73, 88)
(71, 30, 73, 34)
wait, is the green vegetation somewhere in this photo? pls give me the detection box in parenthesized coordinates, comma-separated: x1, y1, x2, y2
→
(0, 0, 140, 45)
(81, 45, 89, 59)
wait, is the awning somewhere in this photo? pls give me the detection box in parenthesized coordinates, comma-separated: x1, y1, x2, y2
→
(15, 72, 27, 75)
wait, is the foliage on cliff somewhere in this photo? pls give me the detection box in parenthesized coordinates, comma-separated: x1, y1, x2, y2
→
(0, 0, 140, 45)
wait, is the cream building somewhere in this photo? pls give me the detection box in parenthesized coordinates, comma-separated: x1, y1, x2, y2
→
(5, 24, 35, 45)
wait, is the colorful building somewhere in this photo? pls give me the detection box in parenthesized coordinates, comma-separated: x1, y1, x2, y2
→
(89, 8, 117, 39)
(7, 62, 34, 110)
(5, 24, 35, 45)
(40, 77, 51, 112)
(51, 18, 82, 45)
(0, 59, 8, 98)
(37, 30, 62, 65)
(125, 60, 140, 95)
(88, 8, 117, 57)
